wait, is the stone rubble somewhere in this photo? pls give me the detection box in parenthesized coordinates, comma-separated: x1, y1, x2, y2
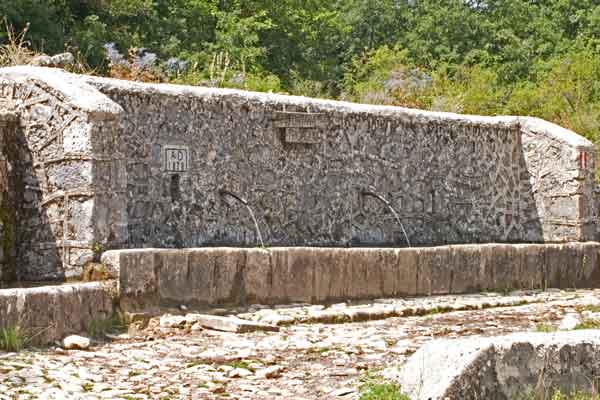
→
(0, 289, 599, 399)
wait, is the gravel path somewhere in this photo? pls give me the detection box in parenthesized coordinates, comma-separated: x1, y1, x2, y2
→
(1, 289, 599, 400)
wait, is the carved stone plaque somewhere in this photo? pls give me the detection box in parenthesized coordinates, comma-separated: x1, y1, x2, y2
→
(285, 127, 321, 144)
(274, 111, 328, 128)
(163, 145, 190, 173)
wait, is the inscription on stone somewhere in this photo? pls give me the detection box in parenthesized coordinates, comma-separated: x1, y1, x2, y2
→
(285, 127, 321, 144)
(274, 111, 328, 128)
(163, 145, 189, 173)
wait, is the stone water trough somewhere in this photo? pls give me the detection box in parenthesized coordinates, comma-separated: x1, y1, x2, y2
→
(103, 244, 600, 312)
(1, 67, 600, 396)
(1, 242, 600, 345)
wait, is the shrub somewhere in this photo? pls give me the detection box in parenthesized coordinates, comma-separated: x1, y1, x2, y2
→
(0, 326, 27, 352)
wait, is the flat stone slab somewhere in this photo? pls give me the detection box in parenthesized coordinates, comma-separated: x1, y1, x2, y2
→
(398, 330, 600, 400)
(187, 314, 280, 333)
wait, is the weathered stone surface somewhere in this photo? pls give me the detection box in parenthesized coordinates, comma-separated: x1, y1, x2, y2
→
(0, 282, 115, 344)
(185, 313, 279, 333)
(30, 53, 75, 68)
(62, 334, 91, 350)
(398, 330, 600, 400)
(0, 66, 596, 280)
(2, 289, 600, 399)
(0, 111, 19, 282)
(0, 67, 124, 280)
(105, 243, 600, 310)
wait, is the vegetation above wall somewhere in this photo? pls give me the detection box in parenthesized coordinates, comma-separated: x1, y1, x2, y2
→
(1, 0, 599, 144)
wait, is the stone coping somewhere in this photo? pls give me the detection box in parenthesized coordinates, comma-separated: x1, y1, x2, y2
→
(0, 66, 593, 148)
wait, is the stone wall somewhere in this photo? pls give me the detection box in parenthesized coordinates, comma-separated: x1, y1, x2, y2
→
(87, 75, 597, 247)
(0, 66, 597, 280)
(0, 68, 124, 280)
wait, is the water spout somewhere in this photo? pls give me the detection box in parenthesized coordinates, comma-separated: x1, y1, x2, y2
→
(360, 189, 411, 247)
(218, 189, 265, 248)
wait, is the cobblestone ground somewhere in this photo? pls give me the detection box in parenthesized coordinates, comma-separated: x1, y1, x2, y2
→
(2, 289, 600, 400)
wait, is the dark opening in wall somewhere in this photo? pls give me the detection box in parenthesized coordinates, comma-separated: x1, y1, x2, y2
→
(170, 174, 180, 201)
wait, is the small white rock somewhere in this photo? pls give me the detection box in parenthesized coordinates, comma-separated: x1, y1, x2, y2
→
(62, 335, 91, 350)
(256, 365, 283, 379)
(191, 322, 203, 332)
(559, 313, 581, 330)
(227, 367, 253, 378)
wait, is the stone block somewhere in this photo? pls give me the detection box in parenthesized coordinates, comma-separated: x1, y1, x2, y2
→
(243, 248, 273, 304)
(394, 248, 419, 296)
(312, 248, 339, 302)
(514, 244, 545, 290)
(449, 245, 483, 293)
(418, 246, 452, 295)
(0, 282, 114, 345)
(544, 244, 572, 289)
(398, 331, 600, 400)
(270, 248, 315, 303)
(118, 249, 160, 311)
(158, 249, 192, 305)
(186, 313, 279, 333)
(185, 248, 245, 306)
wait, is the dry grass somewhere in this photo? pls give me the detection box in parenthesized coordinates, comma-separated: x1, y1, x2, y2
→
(0, 20, 35, 67)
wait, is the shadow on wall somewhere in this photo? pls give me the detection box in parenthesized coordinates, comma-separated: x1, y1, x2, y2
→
(11, 123, 62, 281)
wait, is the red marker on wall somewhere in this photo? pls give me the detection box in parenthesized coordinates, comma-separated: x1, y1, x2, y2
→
(579, 151, 587, 170)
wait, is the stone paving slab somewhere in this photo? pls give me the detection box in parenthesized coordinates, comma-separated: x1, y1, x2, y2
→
(1, 289, 600, 399)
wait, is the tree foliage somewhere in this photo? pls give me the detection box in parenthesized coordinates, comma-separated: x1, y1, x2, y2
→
(1, 0, 600, 143)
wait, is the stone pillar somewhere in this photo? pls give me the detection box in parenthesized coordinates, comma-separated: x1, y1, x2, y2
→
(0, 111, 18, 282)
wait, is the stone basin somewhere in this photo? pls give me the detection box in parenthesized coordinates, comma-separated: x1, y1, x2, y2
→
(0, 281, 115, 345)
(102, 243, 600, 312)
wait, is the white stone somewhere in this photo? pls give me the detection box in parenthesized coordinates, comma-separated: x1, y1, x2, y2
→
(559, 313, 581, 330)
(62, 335, 91, 350)
(256, 365, 283, 379)
(227, 368, 253, 378)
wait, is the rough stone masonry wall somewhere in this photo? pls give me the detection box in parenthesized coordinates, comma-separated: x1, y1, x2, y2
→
(0, 66, 596, 280)
(0, 68, 125, 280)
(85, 75, 597, 249)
